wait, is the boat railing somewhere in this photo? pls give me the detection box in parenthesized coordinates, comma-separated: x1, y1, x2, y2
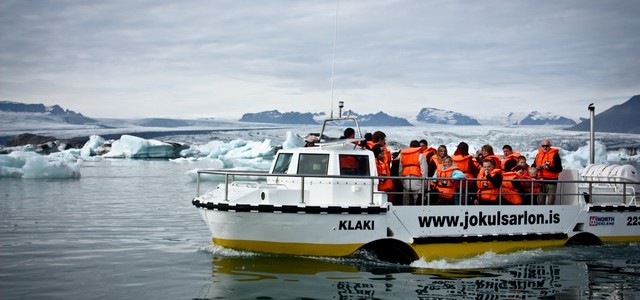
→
(195, 169, 639, 206)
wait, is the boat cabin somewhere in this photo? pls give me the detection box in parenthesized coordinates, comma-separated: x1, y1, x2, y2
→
(265, 140, 385, 206)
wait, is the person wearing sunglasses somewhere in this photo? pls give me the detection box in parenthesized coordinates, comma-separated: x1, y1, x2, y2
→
(532, 139, 563, 205)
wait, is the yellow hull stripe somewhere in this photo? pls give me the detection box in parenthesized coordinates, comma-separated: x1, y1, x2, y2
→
(411, 239, 566, 261)
(213, 238, 363, 257)
(213, 236, 640, 261)
(599, 236, 640, 243)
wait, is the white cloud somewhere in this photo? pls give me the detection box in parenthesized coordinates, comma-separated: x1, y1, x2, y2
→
(1, 0, 638, 119)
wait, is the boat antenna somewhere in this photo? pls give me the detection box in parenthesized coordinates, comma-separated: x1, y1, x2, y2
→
(588, 103, 595, 164)
(329, 0, 339, 118)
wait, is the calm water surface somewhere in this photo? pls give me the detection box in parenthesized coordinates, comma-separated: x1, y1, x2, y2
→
(1, 159, 639, 299)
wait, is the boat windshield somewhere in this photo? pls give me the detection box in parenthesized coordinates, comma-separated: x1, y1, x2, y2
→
(297, 154, 329, 175)
(272, 153, 293, 174)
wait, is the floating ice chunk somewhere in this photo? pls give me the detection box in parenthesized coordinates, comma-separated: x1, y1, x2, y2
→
(282, 131, 305, 149)
(81, 135, 107, 157)
(2, 150, 80, 178)
(103, 135, 177, 158)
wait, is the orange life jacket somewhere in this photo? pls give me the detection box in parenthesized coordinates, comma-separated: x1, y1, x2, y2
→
(431, 156, 446, 171)
(483, 155, 502, 170)
(376, 159, 394, 191)
(501, 171, 522, 205)
(451, 154, 476, 178)
(521, 173, 541, 194)
(400, 147, 423, 177)
(501, 151, 521, 171)
(368, 141, 391, 167)
(476, 168, 503, 202)
(534, 147, 560, 179)
(422, 147, 437, 161)
(434, 166, 460, 200)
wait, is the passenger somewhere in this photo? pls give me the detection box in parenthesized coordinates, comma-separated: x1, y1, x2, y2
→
(501, 165, 526, 205)
(451, 142, 478, 201)
(474, 159, 503, 205)
(304, 135, 319, 147)
(501, 145, 521, 171)
(340, 127, 355, 139)
(359, 132, 373, 149)
(389, 151, 403, 203)
(432, 155, 465, 205)
(532, 139, 563, 205)
(477, 144, 502, 170)
(516, 155, 530, 170)
(451, 142, 479, 179)
(372, 144, 395, 203)
(419, 139, 437, 171)
(398, 140, 429, 205)
(428, 145, 448, 177)
(522, 166, 541, 205)
(369, 131, 391, 166)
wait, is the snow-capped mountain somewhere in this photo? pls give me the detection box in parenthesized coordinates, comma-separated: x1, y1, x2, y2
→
(239, 110, 318, 124)
(240, 110, 412, 126)
(415, 107, 480, 125)
(341, 110, 412, 126)
(568, 94, 640, 134)
(515, 111, 577, 126)
(0, 101, 96, 125)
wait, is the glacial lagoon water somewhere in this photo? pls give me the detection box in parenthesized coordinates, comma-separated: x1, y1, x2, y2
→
(2, 124, 640, 299)
(1, 157, 640, 299)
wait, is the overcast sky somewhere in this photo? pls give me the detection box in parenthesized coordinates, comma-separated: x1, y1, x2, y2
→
(1, 0, 639, 120)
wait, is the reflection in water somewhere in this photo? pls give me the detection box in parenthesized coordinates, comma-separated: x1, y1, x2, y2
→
(196, 245, 640, 299)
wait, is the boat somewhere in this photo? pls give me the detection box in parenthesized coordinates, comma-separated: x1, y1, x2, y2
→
(191, 105, 640, 264)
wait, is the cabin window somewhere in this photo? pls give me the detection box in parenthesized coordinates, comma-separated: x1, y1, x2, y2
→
(339, 154, 370, 176)
(297, 154, 329, 175)
(272, 153, 293, 174)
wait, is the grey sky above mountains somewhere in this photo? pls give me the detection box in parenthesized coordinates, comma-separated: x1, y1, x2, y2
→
(1, 0, 638, 119)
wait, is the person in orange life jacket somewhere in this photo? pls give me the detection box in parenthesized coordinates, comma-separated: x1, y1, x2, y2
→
(451, 142, 479, 179)
(501, 165, 528, 205)
(359, 132, 373, 150)
(532, 139, 563, 205)
(398, 140, 429, 205)
(516, 155, 530, 171)
(419, 139, 437, 175)
(371, 144, 396, 203)
(522, 166, 541, 205)
(476, 144, 502, 171)
(431, 155, 465, 205)
(501, 144, 521, 171)
(368, 131, 391, 167)
(451, 142, 479, 200)
(474, 159, 503, 205)
(428, 145, 448, 177)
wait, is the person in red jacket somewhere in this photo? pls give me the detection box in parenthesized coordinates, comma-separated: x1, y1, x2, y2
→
(532, 139, 563, 205)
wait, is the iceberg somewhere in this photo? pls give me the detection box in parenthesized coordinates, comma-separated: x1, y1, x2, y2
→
(103, 135, 179, 159)
(0, 151, 80, 179)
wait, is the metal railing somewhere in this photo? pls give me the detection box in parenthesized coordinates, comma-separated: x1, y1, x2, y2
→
(195, 169, 639, 206)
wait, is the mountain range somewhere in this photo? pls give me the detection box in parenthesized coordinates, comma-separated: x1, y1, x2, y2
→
(567, 94, 640, 134)
(0, 101, 96, 125)
(1, 95, 638, 134)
